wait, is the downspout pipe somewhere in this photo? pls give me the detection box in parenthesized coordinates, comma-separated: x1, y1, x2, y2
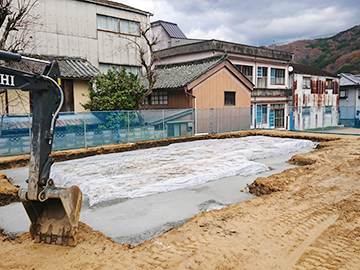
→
(184, 86, 197, 135)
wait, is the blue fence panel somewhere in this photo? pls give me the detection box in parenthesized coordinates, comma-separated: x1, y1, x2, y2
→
(2, 106, 360, 157)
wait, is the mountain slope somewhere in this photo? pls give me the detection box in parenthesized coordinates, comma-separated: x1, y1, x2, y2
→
(276, 25, 360, 74)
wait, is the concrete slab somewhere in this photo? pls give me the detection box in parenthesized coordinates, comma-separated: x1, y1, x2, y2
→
(0, 144, 314, 246)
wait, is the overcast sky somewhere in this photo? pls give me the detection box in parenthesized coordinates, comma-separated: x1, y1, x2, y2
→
(116, 0, 360, 47)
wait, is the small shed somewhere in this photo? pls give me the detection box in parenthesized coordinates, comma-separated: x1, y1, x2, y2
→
(141, 54, 253, 133)
(143, 54, 253, 109)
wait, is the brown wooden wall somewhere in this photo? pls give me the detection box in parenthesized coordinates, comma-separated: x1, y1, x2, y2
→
(193, 69, 251, 109)
(168, 89, 191, 108)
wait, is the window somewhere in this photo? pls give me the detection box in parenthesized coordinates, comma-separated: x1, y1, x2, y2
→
(236, 65, 253, 81)
(262, 105, 268, 124)
(303, 77, 311, 89)
(120, 19, 140, 35)
(257, 67, 268, 88)
(339, 89, 348, 98)
(325, 106, 332, 114)
(97, 14, 140, 36)
(99, 63, 140, 76)
(122, 65, 141, 75)
(257, 105, 262, 123)
(148, 91, 168, 105)
(270, 104, 285, 128)
(325, 79, 333, 89)
(250, 105, 253, 123)
(270, 68, 285, 85)
(224, 91, 236, 106)
(302, 106, 310, 116)
(256, 105, 268, 124)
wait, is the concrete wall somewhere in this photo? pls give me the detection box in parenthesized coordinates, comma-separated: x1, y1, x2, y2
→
(4, 0, 151, 114)
(73, 80, 90, 112)
(151, 23, 171, 51)
(25, 0, 150, 68)
(229, 57, 290, 89)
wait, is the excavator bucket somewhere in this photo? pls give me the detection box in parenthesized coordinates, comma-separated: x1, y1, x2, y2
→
(0, 50, 83, 247)
(21, 186, 82, 246)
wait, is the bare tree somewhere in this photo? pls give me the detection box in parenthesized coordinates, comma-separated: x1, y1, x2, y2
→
(0, 0, 39, 52)
(113, 25, 158, 108)
(0, 0, 39, 114)
(137, 27, 157, 106)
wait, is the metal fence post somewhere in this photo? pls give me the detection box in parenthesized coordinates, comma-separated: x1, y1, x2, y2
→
(127, 111, 130, 143)
(239, 107, 241, 132)
(83, 111, 87, 148)
(217, 108, 220, 133)
(321, 106, 325, 134)
(162, 110, 165, 139)
(116, 110, 120, 144)
(210, 108, 213, 133)
(194, 101, 198, 135)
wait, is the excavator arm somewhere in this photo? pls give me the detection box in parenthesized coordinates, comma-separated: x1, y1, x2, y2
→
(0, 51, 82, 246)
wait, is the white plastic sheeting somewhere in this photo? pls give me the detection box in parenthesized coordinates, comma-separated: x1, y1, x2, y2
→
(50, 136, 315, 206)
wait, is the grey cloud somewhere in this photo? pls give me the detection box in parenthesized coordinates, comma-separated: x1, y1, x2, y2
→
(118, 0, 360, 46)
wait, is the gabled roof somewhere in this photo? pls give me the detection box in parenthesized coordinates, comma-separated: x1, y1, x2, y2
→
(339, 73, 360, 86)
(152, 21, 187, 39)
(146, 54, 253, 90)
(291, 63, 338, 78)
(78, 0, 152, 16)
(7, 55, 99, 79)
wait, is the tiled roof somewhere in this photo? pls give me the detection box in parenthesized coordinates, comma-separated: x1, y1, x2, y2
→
(7, 55, 99, 79)
(78, 0, 152, 15)
(59, 58, 100, 78)
(146, 54, 228, 90)
(153, 21, 187, 39)
(291, 63, 338, 77)
(339, 73, 360, 86)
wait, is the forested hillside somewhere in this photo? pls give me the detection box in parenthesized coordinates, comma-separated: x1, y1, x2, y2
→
(276, 25, 360, 74)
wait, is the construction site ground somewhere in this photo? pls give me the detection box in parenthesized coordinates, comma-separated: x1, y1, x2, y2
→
(1, 130, 360, 269)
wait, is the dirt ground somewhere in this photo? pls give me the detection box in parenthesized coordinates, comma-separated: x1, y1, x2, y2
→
(1, 130, 360, 269)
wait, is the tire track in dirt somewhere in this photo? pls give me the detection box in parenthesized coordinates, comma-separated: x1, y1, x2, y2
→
(2, 131, 360, 269)
(282, 213, 339, 269)
(293, 196, 360, 270)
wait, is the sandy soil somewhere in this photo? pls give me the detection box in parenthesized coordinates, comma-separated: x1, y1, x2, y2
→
(0, 172, 19, 206)
(1, 130, 360, 269)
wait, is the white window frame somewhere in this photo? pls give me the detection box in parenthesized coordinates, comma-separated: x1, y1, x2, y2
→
(303, 77, 311, 89)
(339, 89, 348, 98)
(99, 63, 141, 76)
(257, 67, 268, 88)
(97, 14, 140, 36)
(270, 68, 285, 85)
